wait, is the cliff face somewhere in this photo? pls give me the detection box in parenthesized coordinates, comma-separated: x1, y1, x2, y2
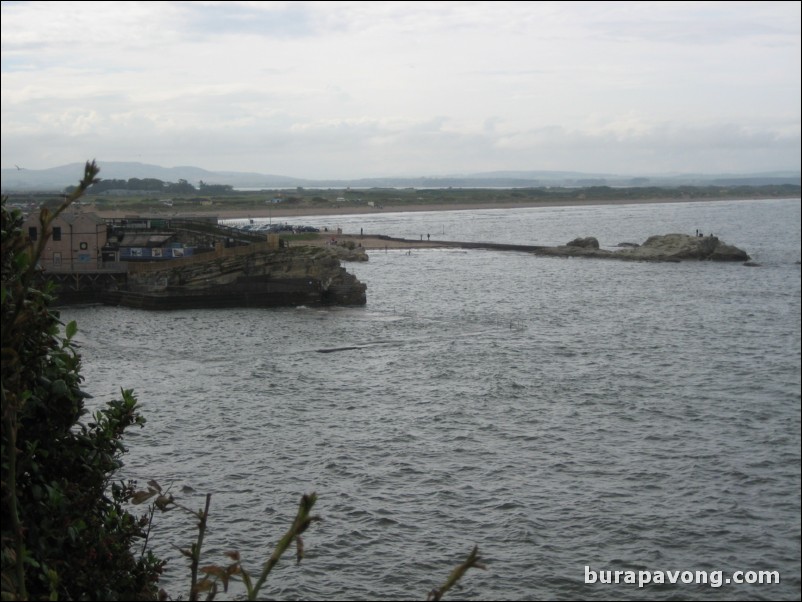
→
(112, 245, 366, 309)
(536, 234, 750, 262)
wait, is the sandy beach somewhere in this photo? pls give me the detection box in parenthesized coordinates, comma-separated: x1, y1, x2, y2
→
(214, 196, 759, 220)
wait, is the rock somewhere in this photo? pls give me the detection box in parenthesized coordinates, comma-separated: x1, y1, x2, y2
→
(617, 242, 640, 248)
(629, 234, 750, 262)
(534, 233, 749, 262)
(327, 243, 369, 262)
(566, 236, 600, 249)
(117, 245, 367, 308)
(709, 242, 751, 262)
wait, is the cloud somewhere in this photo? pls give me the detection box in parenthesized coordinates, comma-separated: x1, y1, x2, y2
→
(2, 1, 800, 176)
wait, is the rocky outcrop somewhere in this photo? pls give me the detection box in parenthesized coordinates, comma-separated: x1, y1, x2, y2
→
(107, 245, 366, 309)
(535, 234, 749, 262)
(566, 236, 600, 249)
(324, 242, 369, 262)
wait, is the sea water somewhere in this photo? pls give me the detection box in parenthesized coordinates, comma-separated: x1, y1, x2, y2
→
(62, 198, 801, 600)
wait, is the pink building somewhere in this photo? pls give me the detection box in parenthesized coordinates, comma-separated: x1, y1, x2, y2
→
(23, 211, 108, 272)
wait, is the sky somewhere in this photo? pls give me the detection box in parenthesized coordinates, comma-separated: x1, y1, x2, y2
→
(1, 1, 800, 179)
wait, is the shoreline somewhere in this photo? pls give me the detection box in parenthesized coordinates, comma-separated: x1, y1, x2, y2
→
(92, 195, 798, 221)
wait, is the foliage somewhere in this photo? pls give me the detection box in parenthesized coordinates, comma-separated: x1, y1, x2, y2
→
(198, 181, 234, 195)
(76, 176, 202, 195)
(132, 483, 322, 601)
(1, 161, 164, 600)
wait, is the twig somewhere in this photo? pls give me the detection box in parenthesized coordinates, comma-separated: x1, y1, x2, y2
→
(247, 493, 320, 600)
(189, 493, 212, 601)
(427, 545, 486, 601)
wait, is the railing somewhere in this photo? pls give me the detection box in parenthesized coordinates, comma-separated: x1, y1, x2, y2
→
(105, 217, 265, 243)
(42, 262, 128, 274)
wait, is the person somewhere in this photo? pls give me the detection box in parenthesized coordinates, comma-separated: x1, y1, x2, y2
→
(360, 227, 363, 237)
(427, 233, 430, 240)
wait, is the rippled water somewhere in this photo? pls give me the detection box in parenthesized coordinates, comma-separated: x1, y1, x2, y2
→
(62, 199, 801, 600)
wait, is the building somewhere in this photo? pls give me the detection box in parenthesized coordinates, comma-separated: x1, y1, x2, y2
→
(23, 211, 263, 275)
(22, 211, 108, 272)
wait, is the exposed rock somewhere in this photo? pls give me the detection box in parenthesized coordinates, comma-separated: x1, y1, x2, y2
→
(617, 242, 640, 248)
(534, 233, 749, 262)
(631, 234, 749, 261)
(567, 236, 599, 249)
(325, 243, 369, 261)
(110, 245, 367, 309)
(709, 242, 751, 262)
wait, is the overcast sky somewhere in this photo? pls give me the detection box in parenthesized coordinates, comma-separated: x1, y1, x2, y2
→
(2, 1, 800, 178)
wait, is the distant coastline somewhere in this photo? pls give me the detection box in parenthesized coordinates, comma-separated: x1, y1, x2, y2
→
(3, 160, 799, 192)
(91, 194, 801, 221)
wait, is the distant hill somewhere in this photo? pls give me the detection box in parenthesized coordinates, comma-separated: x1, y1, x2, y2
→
(1, 161, 799, 192)
(1, 162, 304, 191)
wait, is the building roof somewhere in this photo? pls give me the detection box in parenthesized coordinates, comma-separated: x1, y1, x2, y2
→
(22, 210, 106, 227)
(58, 211, 107, 225)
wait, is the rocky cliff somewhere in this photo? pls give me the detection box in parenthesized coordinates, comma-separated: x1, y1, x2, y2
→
(107, 244, 366, 309)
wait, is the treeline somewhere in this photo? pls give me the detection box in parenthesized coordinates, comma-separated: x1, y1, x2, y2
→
(398, 183, 800, 205)
(502, 184, 801, 201)
(68, 178, 234, 195)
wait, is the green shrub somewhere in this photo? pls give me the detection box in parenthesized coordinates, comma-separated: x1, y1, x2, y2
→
(1, 161, 164, 600)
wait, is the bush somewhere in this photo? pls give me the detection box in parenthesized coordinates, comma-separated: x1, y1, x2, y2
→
(1, 161, 164, 600)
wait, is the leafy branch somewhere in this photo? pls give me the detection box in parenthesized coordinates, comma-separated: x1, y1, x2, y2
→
(2, 160, 100, 601)
(133, 483, 321, 601)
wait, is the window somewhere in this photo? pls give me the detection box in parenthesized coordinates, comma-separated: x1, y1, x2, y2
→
(28, 227, 37, 241)
(52, 227, 62, 241)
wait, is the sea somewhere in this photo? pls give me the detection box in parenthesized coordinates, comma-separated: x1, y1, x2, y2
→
(61, 198, 801, 601)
